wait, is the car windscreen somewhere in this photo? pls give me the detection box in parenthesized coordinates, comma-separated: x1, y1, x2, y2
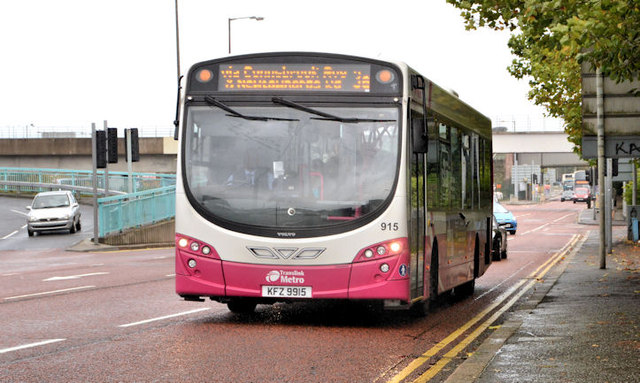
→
(32, 195, 70, 209)
(493, 202, 509, 214)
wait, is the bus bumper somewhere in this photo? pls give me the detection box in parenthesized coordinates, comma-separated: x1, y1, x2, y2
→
(175, 250, 410, 302)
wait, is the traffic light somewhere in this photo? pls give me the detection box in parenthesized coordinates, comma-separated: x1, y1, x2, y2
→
(107, 127, 118, 163)
(96, 130, 107, 169)
(532, 174, 538, 184)
(125, 128, 140, 162)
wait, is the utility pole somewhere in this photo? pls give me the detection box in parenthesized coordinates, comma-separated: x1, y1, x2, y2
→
(91, 123, 99, 245)
(103, 120, 109, 197)
(596, 67, 606, 269)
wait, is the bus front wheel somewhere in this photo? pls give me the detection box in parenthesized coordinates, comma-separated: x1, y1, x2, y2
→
(227, 299, 257, 314)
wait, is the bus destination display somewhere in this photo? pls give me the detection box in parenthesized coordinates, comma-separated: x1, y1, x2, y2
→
(218, 64, 371, 92)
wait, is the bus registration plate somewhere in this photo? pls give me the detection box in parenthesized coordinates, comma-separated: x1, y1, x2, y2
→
(261, 286, 312, 298)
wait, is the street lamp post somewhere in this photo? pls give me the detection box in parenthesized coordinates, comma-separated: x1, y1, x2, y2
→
(228, 16, 264, 54)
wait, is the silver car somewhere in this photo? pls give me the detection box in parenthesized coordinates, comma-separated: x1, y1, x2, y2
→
(27, 191, 81, 236)
(492, 215, 508, 261)
(560, 189, 574, 202)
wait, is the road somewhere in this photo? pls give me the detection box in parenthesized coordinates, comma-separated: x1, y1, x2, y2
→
(0, 198, 591, 382)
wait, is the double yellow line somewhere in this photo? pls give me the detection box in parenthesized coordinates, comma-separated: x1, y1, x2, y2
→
(386, 234, 584, 383)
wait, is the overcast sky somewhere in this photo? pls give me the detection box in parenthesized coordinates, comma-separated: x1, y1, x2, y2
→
(0, 0, 563, 132)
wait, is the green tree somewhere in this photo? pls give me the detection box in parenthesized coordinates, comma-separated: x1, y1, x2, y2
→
(446, 0, 640, 155)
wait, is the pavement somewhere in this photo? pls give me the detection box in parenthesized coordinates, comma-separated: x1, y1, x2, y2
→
(445, 208, 640, 383)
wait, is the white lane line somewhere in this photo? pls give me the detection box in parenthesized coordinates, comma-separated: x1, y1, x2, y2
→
(520, 223, 550, 235)
(4, 286, 95, 301)
(10, 209, 28, 217)
(118, 308, 211, 328)
(553, 212, 575, 222)
(0, 339, 65, 354)
(518, 212, 576, 236)
(474, 260, 535, 301)
(42, 272, 109, 282)
(1, 230, 18, 240)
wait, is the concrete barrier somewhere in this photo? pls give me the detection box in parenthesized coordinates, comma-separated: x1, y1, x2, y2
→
(100, 218, 175, 247)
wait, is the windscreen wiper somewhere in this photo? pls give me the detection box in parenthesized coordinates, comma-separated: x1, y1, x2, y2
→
(272, 97, 395, 123)
(205, 96, 298, 121)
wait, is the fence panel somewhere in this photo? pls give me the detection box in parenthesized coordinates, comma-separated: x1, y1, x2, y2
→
(98, 185, 176, 237)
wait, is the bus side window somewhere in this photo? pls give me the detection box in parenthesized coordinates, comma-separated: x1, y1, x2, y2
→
(450, 126, 462, 209)
(411, 113, 428, 153)
(439, 123, 451, 209)
(426, 116, 439, 209)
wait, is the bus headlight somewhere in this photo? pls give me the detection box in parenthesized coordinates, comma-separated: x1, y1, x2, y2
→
(176, 234, 219, 259)
(380, 263, 390, 273)
(188, 259, 197, 268)
(355, 238, 408, 263)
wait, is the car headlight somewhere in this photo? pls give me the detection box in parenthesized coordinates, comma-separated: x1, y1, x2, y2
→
(62, 214, 70, 220)
(28, 215, 37, 222)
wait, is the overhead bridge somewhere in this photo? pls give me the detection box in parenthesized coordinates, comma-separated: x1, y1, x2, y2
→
(493, 131, 587, 167)
(492, 131, 589, 199)
(0, 137, 178, 173)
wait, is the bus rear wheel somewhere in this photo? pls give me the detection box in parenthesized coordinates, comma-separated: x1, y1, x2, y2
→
(455, 279, 475, 298)
(227, 299, 257, 314)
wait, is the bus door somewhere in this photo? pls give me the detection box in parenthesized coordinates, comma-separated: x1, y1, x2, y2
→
(410, 109, 427, 299)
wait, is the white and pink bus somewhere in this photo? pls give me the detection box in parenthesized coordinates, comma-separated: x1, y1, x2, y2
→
(175, 52, 493, 314)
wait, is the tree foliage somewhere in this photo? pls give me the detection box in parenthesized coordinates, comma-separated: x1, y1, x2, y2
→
(446, 0, 640, 155)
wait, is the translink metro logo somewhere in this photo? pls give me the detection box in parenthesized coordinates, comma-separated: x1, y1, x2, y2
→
(266, 270, 281, 282)
(265, 270, 305, 284)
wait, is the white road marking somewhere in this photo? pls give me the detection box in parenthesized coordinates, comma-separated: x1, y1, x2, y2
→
(1, 230, 18, 240)
(0, 339, 65, 354)
(553, 212, 575, 222)
(516, 212, 576, 236)
(42, 272, 109, 282)
(4, 286, 95, 300)
(10, 209, 28, 217)
(118, 308, 211, 328)
(520, 223, 551, 235)
(474, 261, 534, 300)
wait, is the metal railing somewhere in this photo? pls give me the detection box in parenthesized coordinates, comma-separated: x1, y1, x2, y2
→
(0, 167, 176, 238)
(0, 167, 175, 195)
(0, 125, 174, 139)
(98, 185, 176, 237)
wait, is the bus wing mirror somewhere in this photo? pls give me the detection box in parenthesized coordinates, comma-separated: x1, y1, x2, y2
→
(411, 74, 429, 154)
(173, 75, 183, 141)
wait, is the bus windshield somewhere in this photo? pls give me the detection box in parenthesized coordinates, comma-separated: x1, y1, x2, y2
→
(183, 103, 400, 233)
